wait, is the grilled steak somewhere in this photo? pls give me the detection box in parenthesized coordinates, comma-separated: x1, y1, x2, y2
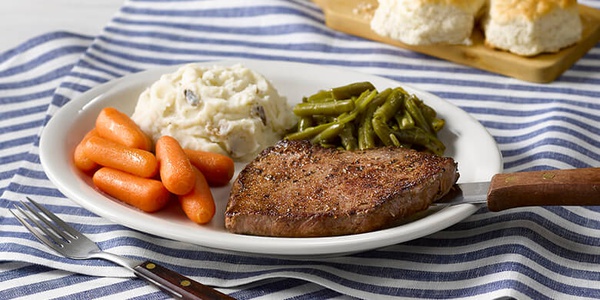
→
(225, 139, 459, 237)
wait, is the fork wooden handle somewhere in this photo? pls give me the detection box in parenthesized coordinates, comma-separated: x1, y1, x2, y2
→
(133, 261, 235, 300)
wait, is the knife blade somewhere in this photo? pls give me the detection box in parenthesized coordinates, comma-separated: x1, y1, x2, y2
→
(437, 167, 600, 211)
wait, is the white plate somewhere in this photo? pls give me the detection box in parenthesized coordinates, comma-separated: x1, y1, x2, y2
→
(40, 59, 503, 257)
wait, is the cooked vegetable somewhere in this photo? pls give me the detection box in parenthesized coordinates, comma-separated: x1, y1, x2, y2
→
(95, 107, 153, 151)
(405, 95, 433, 134)
(373, 88, 406, 146)
(357, 88, 391, 150)
(340, 122, 358, 151)
(73, 128, 100, 173)
(178, 167, 216, 224)
(83, 136, 158, 178)
(293, 100, 355, 116)
(73, 107, 224, 224)
(155, 135, 196, 195)
(93, 167, 171, 213)
(331, 81, 375, 100)
(184, 148, 235, 187)
(286, 82, 446, 155)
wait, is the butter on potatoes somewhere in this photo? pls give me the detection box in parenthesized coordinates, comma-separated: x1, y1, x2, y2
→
(131, 63, 297, 162)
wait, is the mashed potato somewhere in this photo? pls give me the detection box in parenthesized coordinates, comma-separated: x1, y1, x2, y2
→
(131, 63, 297, 162)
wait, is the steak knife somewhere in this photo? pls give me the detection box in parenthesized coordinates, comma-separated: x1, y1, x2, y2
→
(438, 167, 600, 211)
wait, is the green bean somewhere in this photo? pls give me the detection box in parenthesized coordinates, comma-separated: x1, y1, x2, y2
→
(388, 133, 411, 148)
(391, 127, 445, 155)
(337, 89, 377, 125)
(371, 88, 393, 107)
(405, 95, 433, 134)
(397, 110, 415, 130)
(306, 90, 333, 102)
(311, 123, 344, 145)
(340, 123, 358, 151)
(418, 99, 437, 121)
(414, 99, 444, 133)
(431, 118, 445, 133)
(374, 88, 405, 122)
(357, 88, 393, 150)
(288, 81, 447, 155)
(286, 122, 334, 140)
(314, 115, 335, 124)
(331, 81, 375, 100)
(372, 118, 395, 146)
(358, 105, 377, 150)
(297, 116, 313, 132)
(355, 89, 379, 111)
(293, 100, 355, 116)
(372, 89, 405, 145)
(389, 134, 401, 147)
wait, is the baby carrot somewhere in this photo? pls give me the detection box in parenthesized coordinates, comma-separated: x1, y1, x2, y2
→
(95, 107, 153, 151)
(155, 135, 195, 195)
(178, 167, 215, 224)
(73, 128, 100, 173)
(184, 149, 235, 187)
(84, 135, 158, 178)
(93, 167, 171, 213)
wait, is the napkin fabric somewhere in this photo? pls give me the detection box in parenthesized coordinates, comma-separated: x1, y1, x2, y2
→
(2, 0, 600, 299)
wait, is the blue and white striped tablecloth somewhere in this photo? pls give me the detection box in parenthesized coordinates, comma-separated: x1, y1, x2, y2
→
(2, 1, 600, 299)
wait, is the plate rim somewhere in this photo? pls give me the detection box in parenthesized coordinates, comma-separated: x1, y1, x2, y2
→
(39, 59, 503, 256)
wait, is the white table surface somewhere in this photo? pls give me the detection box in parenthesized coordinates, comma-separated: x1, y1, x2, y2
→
(0, 0, 124, 53)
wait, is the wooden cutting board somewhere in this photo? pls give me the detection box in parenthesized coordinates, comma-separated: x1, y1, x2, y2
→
(314, 0, 600, 83)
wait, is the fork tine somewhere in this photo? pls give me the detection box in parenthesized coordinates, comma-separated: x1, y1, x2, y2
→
(25, 197, 81, 240)
(10, 205, 65, 254)
(19, 200, 71, 243)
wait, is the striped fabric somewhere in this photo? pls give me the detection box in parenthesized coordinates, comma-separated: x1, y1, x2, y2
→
(2, 0, 600, 299)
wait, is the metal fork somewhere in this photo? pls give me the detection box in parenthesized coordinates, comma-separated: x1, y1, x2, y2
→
(11, 197, 235, 300)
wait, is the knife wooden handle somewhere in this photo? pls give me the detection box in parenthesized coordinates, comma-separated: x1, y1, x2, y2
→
(133, 261, 235, 300)
(487, 167, 600, 211)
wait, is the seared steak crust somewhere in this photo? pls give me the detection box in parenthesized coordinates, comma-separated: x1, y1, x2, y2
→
(225, 140, 458, 237)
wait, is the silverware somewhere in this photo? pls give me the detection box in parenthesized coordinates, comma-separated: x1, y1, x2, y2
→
(439, 167, 600, 211)
(11, 197, 235, 300)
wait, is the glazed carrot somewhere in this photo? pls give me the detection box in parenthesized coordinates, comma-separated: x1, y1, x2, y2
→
(84, 135, 158, 178)
(184, 148, 235, 187)
(155, 135, 195, 195)
(73, 128, 100, 173)
(178, 167, 215, 224)
(95, 107, 152, 151)
(93, 167, 171, 213)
